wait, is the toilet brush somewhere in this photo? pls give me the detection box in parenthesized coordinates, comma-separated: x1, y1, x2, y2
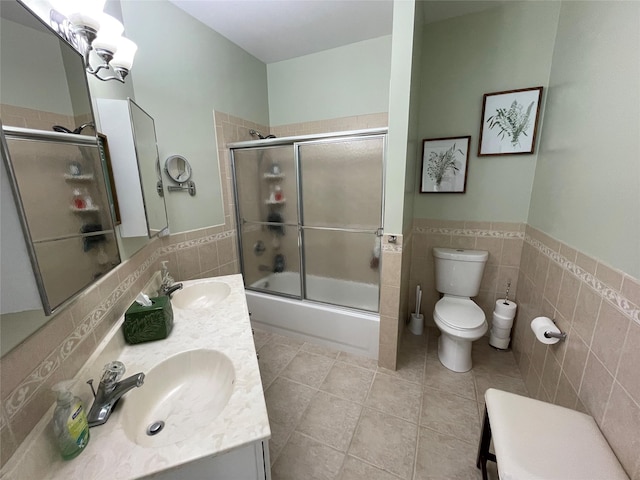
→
(409, 285, 424, 335)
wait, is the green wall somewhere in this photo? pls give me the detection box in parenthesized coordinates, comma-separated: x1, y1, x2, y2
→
(384, 1, 416, 234)
(528, 1, 640, 278)
(267, 35, 392, 126)
(0, 17, 73, 115)
(413, 2, 560, 222)
(121, 0, 269, 233)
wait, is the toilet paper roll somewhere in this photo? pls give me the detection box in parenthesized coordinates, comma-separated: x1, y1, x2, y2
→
(491, 325, 512, 339)
(494, 299, 517, 318)
(489, 334, 510, 350)
(530, 316, 560, 345)
(492, 312, 515, 329)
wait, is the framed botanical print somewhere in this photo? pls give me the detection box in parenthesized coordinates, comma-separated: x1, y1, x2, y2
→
(420, 136, 470, 193)
(478, 86, 543, 156)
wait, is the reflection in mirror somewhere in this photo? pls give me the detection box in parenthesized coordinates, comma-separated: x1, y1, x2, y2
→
(95, 98, 169, 238)
(1, 130, 121, 355)
(165, 155, 192, 183)
(0, 0, 94, 131)
(0, 0, 121, 357)
(129, 99, 169, 236)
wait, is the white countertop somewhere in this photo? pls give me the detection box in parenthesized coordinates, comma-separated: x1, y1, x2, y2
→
(1, 274, 270, 480)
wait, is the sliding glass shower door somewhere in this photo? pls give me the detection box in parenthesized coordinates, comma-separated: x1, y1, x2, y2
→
(298, 136, 384, 311)
(233, 145, 301, 297)
(231, 131, 385, 312)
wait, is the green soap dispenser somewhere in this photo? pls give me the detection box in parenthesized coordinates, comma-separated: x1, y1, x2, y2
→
(51, 381, 90, 460)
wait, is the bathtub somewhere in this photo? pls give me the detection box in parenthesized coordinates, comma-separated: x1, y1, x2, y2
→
(246, 272, 380, 359)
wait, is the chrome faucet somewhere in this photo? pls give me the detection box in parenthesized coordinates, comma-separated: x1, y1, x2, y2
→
(87, 361, 144, 427)
(159, 260, 183, 297)
(160, 283, 183, 297)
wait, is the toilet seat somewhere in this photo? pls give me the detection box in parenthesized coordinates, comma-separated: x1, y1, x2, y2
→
(434, 296, 485, 331)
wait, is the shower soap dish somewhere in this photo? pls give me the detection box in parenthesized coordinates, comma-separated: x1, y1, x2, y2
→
(123, 296, 174, 344)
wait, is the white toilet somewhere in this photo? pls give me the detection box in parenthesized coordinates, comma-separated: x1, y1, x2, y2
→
(432, 247, 489, 372)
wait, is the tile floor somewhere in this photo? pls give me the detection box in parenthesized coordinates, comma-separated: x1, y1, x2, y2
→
(253, 326, 529, 480)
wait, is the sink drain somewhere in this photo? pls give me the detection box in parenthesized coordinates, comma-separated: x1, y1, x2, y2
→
(146, 421, 165, 436)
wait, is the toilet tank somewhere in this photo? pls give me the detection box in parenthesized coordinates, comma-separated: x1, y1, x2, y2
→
(433, 248, 488, 297)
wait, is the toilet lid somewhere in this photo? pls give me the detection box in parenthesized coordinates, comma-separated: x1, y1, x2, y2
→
(434, 297, 485, 330)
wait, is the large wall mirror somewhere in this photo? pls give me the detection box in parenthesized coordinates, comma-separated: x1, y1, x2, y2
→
(0, 0, 121, 356)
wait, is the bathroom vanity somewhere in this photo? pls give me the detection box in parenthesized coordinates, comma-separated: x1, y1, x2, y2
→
(1, 274, 271, 480)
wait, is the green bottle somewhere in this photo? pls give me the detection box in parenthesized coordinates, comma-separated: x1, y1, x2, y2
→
(51, 381, 90, 460)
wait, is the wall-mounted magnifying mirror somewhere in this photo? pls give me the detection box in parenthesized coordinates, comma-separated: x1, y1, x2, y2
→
(165, 155, 191, 183)
(165, 154, 196, 196)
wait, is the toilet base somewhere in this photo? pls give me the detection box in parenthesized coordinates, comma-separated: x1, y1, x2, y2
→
(438, 333, 473, 372)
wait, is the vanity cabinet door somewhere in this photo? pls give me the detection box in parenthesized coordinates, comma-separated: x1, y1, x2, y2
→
(145, 440, 270, 480)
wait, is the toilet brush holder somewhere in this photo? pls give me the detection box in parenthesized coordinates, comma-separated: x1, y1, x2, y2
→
(409, 313, 424, 336)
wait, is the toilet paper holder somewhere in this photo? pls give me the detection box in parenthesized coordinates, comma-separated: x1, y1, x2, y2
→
(543, 329, 567, 341)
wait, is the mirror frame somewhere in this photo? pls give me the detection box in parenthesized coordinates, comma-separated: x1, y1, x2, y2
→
(165, 154, 192, 183)
(127, 98, 169, 238)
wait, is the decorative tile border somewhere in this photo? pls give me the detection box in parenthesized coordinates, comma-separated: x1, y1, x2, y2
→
(414, 226, 525, 239)
(525, 234, 639, 326)
(158, 230, 235, 255)
(3, 230, 236, 419)
(382, 243, 402, 253)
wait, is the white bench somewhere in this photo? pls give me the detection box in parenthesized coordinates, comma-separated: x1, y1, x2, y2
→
(476, 388, 629, 480)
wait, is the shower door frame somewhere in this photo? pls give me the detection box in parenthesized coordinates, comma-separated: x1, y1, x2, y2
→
(230, 128, 387, 313)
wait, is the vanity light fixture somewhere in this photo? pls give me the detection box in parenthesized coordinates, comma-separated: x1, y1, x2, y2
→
(49, 0, 137, 83)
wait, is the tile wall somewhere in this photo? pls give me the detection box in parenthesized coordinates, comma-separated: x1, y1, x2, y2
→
(1, 111, 396, 467)
(0, 225, 241, 468)
(410, 219, 525, 327)
(511, 225, 640, 478)
(379, 234, 404, 370)
(0, 104, 91, 133)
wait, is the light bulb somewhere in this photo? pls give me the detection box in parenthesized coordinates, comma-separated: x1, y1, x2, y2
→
(61, 0, 107, 31)
(110, 37, 137, 70)
(92, 14, 124, 53)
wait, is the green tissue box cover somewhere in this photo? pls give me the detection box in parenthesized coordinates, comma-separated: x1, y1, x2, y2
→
(123, 296, 173, 344)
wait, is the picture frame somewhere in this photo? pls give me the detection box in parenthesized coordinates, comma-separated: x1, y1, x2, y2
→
(478, 86, 543, 156)
(420, 136, 470, 193)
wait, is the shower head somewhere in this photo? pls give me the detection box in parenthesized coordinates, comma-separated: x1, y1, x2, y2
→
(249, 129, 276, 140)
(52, 125, 73, 134)
(74, 122, 95, 134)
(52, 122, 95, 135)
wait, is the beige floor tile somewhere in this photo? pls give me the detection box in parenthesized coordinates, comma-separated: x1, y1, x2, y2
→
(414, 427, 481, 480)
(320, 361, 375, 404)
(280, 351, 335, 387)
(399, 331, 428, 356)
(420, 387, 480, 444)
(265, 377, 316, 430)
(297, 391, 362, 452)
(365, 372, 423, 423)
(269, 419, 295, 466)
(339, 455, 402, 480)
(474, 371, 528, 410)
(337, 351, 379, 370)
(258, 342, 299, 389)
(271, 431, 345, 480)
(423, 356, 477, 401)
(252, 328, 272, 350)
(349, 408, 417, 479)
(378, 349, 426, 385)
(472, 341, 522, 378)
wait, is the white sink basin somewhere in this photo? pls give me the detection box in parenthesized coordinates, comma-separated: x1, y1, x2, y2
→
(121, 349, 235, 447)
(170, 280, 231, 310)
